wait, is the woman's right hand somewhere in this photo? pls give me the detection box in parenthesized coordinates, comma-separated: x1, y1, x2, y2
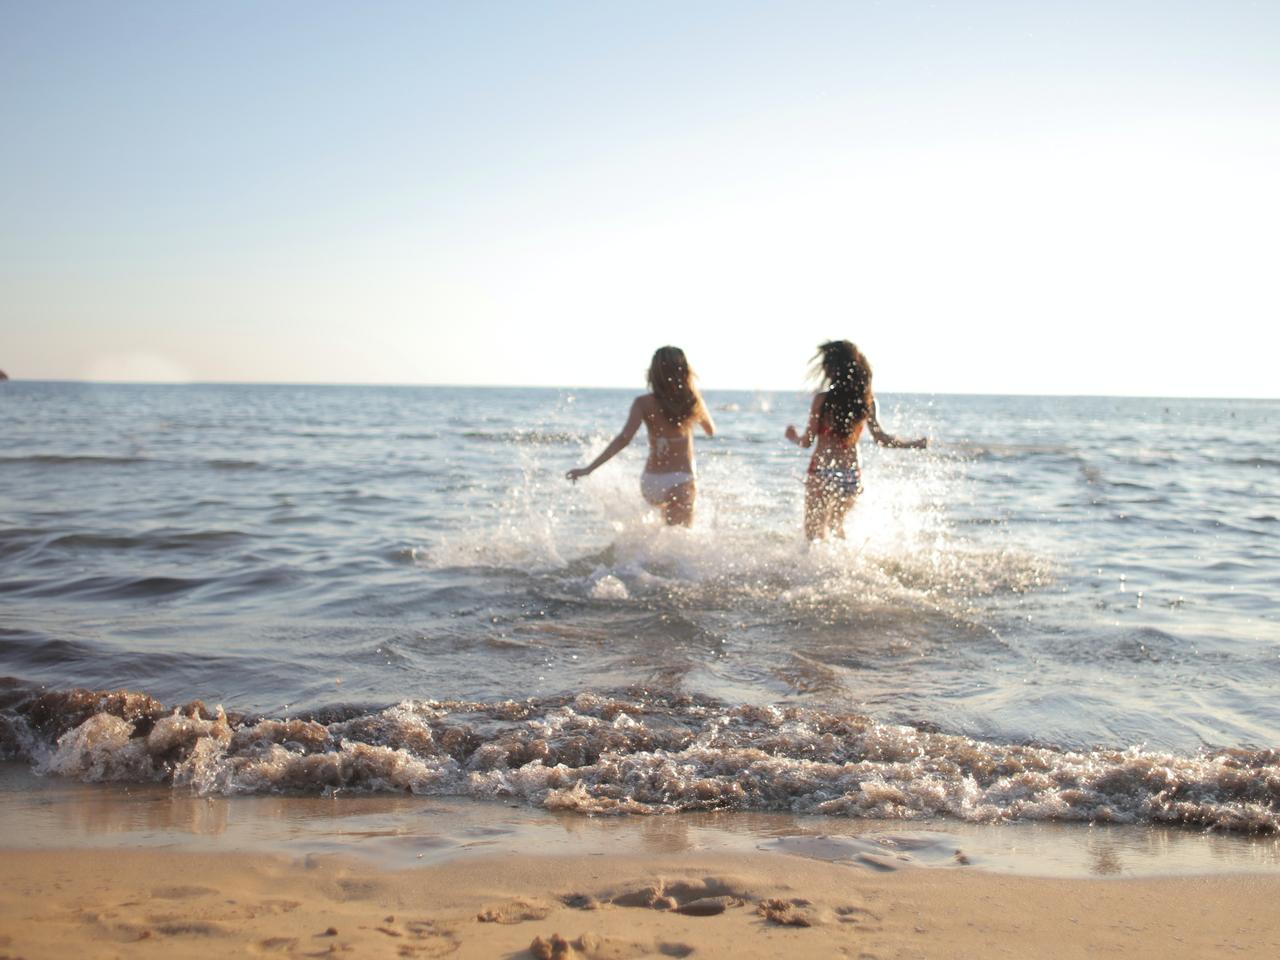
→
(565, 467, 589, 482)
(784, 424, 800, 443)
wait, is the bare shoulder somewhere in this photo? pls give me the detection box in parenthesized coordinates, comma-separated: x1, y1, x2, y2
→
(627, 393, 655, 425)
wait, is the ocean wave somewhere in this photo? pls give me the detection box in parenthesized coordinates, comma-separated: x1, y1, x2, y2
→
(48, 529, 248, 551)
(1, 574, 210, 600)
(461, 429, 581, 445)
(0, 453, 150, 465)
(3, 686, 1277, 834)
(0, 633, 101, 670)
(1216, 456, 1280, 469)
(950, 444, 1074, 462)
(0, 453, 269, 471)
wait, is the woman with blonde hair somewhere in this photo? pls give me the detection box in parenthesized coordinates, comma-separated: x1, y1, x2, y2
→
(567, 346, 715, 526)
(785, 340, 927, 541)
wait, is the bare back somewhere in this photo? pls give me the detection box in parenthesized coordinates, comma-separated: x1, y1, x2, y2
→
(637, 394, 705, 474)
(807, 392, 866, 471)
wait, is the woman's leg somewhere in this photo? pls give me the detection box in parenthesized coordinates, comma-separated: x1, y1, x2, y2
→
(803, 476, 832, 541)
(828, 494, 857, 539)
(662, 481, 696, 527)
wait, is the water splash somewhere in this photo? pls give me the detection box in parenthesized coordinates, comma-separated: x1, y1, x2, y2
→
(417, 432, 1048, 618)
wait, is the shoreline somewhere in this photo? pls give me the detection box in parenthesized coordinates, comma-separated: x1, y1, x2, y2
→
(3, 766, 1280, 957)
(4, 763, 1280, 879)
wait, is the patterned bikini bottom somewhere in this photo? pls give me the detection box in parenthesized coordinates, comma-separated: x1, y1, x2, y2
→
(808, 465, 863, 496)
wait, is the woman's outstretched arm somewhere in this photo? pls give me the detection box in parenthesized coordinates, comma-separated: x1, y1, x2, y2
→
(785, 394, 824, 448)
(566, 398, 645, 481)
(866, 399, 928, 449)
(696, 396, 716, 437)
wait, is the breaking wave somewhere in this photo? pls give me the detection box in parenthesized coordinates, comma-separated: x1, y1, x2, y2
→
(3, 686, 1277, 834)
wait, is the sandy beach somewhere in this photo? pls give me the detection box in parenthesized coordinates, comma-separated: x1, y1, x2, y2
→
(3, 766, 1280, 959)
(4, 844, 1280, 959)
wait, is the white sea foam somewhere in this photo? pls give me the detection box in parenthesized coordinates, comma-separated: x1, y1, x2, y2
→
(9, 689, 1278, 834)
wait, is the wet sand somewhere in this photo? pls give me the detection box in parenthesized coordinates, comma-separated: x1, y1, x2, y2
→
(3, 765, 1280, 958)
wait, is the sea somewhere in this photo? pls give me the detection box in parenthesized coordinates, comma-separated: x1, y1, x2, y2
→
(1, 382, 1277, 840)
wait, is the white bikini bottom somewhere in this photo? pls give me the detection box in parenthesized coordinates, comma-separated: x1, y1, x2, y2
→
(640, 471, 695, 504)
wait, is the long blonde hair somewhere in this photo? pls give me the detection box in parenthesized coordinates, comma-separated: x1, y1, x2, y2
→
(647, 346, 700, 425)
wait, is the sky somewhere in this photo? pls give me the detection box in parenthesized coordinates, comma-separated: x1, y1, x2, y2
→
(2, 1, 1277, 397)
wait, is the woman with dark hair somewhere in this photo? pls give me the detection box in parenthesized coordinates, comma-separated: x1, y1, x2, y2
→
(567, 346, 716, 526)
(785, 340, 927, 541)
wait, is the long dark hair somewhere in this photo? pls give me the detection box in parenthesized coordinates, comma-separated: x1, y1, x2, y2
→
(811, 340, 872, 439)
(647, 346, 699, 425)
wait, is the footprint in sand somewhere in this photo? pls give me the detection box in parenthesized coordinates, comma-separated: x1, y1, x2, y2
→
(609, 877, 751, 915)
(332, 877, 383, 900)
(529, 932, 692, 960)
(833, 903, 883, 933)
(756, 898, 814, 927)
(251, 936, 299, 954)
(834, 904, 879, 921)
(678, 896, 744, 917)
(257, 899, 302, 915)
(150, 920, 230, 937)
(476, 898, 553, 924)
(360, 917, 460, 957)
(150, 884, 217, 899)
(75, 913, 153, 944)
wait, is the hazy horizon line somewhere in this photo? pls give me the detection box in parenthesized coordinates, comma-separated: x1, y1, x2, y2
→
(3, 378, 1275, 402)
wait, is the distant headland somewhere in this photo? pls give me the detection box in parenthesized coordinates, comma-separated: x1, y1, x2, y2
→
(0, 370, 8, 381)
